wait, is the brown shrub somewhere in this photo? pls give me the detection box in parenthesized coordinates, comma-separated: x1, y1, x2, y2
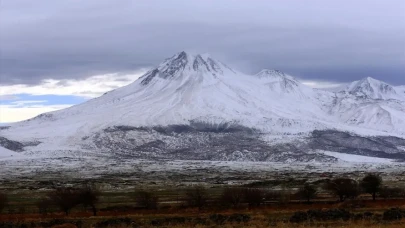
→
(324, 178, 359, 202)
(48, 187, 80, 215)
(77, 184, 100, 215)
(296, 183, 318, 203)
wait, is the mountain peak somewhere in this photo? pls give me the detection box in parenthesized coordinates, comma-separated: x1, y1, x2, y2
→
(139, 51, 236, 85)
(361, 77, 381, 84)
(255, 69, 299, 83)
(253, 69, 312, 98)
(343, 77, 400, 100)
(256, 69, 286, 78)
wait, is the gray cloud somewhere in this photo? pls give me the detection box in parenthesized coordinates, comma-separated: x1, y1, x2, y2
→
(1, 0, 404, 86)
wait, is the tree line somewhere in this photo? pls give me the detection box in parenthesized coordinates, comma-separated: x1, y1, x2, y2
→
(0, 173, 404, 215)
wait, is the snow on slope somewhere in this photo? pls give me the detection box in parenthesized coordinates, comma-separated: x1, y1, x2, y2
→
(255, 69, 315, 99)
(329, 95, 405, 133)
(0, 146, 24, 160)
(4, 52, 332, 140)
(342, 77, 404, 101)
(1, 51, 405, 155)
(330, 77, 405, 132)
(396, 85, 405, 98)
(318, 150, 393, 163)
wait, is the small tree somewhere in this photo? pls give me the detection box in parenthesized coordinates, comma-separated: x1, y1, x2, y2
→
(0, 192, 8, 214)
(219, 187, 244, 208)
(48, 187, 79, 215)
(296, 183, 318, 203)
(325, 178, 359, 202)
(185, 186, 207, 211)
(244, 188, 266, 207)
(133, 190, 159, 209)
(360, 174, 382, 201)
(77, 184, 100, 215)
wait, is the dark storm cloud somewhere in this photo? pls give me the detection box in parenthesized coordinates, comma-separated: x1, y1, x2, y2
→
(1, 0, 404, 86)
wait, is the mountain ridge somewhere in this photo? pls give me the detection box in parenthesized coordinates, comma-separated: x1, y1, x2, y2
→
(340, 76, 404, 100)
(1, 51, 405, 163)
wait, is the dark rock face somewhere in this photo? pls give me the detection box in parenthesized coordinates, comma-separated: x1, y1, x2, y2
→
(140, 52, 189, 86)
(94, 123, 274, 161)
(91, 122, 325, 162)
(29, 113, 55, 121)
(89, 124, 405, 162)
(308, 130, 405, 159)
(139, 52, 230, 86)
(140, 69, 160, 86)
(104, 125, 149, 133)
(207, 58, 223, 74)
(160, 51, 188, 79)
(193, 55, 210, 71)
(2, 123, 404, 162)
(0, 137, 24, 152)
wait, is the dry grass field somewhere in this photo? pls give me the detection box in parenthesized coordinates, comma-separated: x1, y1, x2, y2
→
(1, 170, 405, 227)
(1, 191, 405, 227)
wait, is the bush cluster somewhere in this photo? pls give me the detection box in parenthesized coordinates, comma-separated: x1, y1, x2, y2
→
(41, 184, 100, 215)
(219, 187, 293, 208)
(290, 208, 405, 223)
(324, 174, 387, 202)
(382, 208, 405, 221)
(290, 209, 352, 223)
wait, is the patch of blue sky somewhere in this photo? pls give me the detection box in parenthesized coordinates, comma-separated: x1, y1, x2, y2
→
(0, 94, 86, 106)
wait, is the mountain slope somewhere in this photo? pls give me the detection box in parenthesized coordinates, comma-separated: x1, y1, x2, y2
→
(330, 77, 405, 132)
(341, 77, 404, 100)
(1, 51, 405, 162)
(255, 69, 315, 99)
(0, 146, 24, 159)
(7, 52, 331, 136)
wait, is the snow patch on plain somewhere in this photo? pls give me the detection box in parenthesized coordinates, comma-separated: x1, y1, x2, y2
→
(319, 150, 393, 163)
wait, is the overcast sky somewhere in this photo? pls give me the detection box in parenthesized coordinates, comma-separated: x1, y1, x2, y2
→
(0, 0, 404, 122)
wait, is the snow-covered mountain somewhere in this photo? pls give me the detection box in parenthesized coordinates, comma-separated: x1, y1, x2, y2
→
(254, 69, 315, 99)
(340, 77, 405, 101)
(1, 51, 405, 163)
